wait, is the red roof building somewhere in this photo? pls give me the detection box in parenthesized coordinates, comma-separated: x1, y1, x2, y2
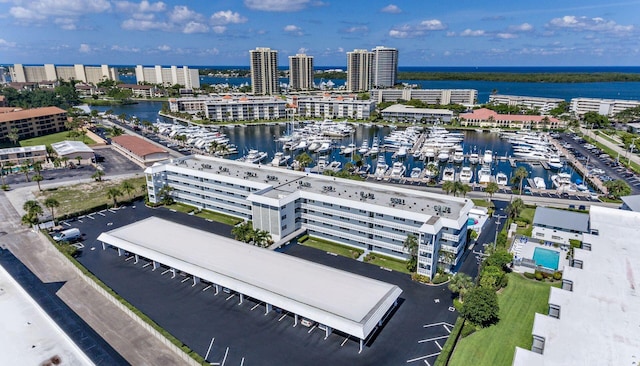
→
(458, 108, 564, 129)
(111, 135, 170, 167)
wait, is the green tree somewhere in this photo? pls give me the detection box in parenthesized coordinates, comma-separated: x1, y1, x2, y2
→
(106, 187, 122, 207)
(22, 200, 43, 227)
(253, 229, 272, 248)
(403, 234, 418, 272)
(485, 181, 499, 201)
(294, 152, 313, 170)
(511, 166, 528, 195)
(448, 273, 474, 302)
(92, 170, 105, 182)
(484, 249, 514, 270)
(506, 198, 525, 221)
(460, 286, 500, 327)
(32, 174, 44, 191)
(458, 182, 472, 197)
(7, 128, 19, 145)
(158, 185, 174, 205)
(603, 179, 632, 199)
(44, 197, 60, 223)
(121, 180, 135, 199)
(232, 222, 253, 243)
(582, 111, 610, 129)
(479, 265, 505, 290)
(442, 180, 455, 195)
(19, 160, 32, 182)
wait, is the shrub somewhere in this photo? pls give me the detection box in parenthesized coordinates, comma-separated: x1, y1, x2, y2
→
(569, 239, 582, 248)
(535, 272, 544, 281)
(553, 271, 563, 280)
(523, 272, 536, 279)
(432, 273, 450, 284)
(453, 298, 463, 312)
(1, 184, 10, 191)
(411, 273, 430, 283)
(498, 273, 509, 288)
(297, 234, 309, 243)
(460, 322, 477, 338)
(515, 220, 527, 227)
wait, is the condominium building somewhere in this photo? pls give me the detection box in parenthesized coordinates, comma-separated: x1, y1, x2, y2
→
(145, 155, 473, 280)
(371, 88, 478, 106)
(9, 64, 119, 84)
(346, 49, 374, 92)
(250, 47, 279, 95)
(0, 107, 67, 141)
(489, 94, 564, 115)
(381, 104, 453, 123)
(371, 46, 398, 88)
(0, 145, 47, 166)
(288, 54, 314, 91)
(458, 108, 564, 129)
(513, 205, 640, 366)
(569, 97, 640, 118)
(134, 65, 200, 89)
(169, 95, 288, 121)
(0, 67, 8, 84)
(294, 94, 375, 119)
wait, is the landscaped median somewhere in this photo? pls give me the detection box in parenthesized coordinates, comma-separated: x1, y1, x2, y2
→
(164, 202, 243, 226)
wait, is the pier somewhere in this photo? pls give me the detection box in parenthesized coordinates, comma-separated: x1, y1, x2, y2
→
(548, 138, 608, 195)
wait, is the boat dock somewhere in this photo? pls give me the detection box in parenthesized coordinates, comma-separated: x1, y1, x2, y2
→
(548, 138, 608, 195)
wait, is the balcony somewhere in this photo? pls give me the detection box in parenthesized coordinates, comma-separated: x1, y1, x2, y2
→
(441, 232, 460, 242)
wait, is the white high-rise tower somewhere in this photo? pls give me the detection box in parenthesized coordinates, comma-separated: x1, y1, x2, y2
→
(346, 49, 374, 92)
(250, 47, 279, 95)
(372, 46, 398, 88)
(288, 54, 314, 91)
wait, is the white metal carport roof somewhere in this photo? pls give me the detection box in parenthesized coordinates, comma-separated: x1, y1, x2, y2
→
(97, 217, 402, 340)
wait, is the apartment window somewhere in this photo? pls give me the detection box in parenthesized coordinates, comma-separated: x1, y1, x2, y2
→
(281, 214, 287, 220)
(548, 304, 560, 319)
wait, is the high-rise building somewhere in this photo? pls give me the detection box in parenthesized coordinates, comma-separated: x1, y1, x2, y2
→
(372, 46, 398, 88)
(9, 64, 119, 84)
(134, 65, 200, 89)
(250, 47, 279, 95)
(288, 54, 314, 91)
(346, 49, 374, 92)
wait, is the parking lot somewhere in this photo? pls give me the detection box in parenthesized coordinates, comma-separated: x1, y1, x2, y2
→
(558, 133, 640, 195)
(62, 200, 458, 366)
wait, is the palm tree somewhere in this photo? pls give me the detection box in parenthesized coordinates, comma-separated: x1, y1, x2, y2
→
(511, 166, 528, 195)
(485, 182, 499, 201)
(44, 197, 60, 223)
(448, 273, 474, 302)
(506, 198, 525, 221)
(106, 187, 122, 208)
(61, 157, 70, 168)
(121, 180, 135, 199)
(459, 183, 472, 198)
(22, 200, 43, 227)
(442, 181, 455, 195)
(118, 113, 127, 124)
(75, 156, 82, 166)
(232, 222, 253, 243)
(92, 170, 105, 182)
(208, 141, 220, 155)
(32, 174, 44, 191)
(253, 229, 272, 248)
(403, 234, 418, 272)
(7, 128, 19, 145)
(19, 160, 32, 182)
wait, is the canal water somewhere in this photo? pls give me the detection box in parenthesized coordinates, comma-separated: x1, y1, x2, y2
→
(89, 101, 586, 190)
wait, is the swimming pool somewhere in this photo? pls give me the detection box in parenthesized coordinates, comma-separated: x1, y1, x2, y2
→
(533, 247, 560, 270)
(467, 218, 478, 226)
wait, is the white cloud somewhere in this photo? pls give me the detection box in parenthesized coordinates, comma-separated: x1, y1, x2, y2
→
(381, 4, 401, 14)
(111, 45, 140, 52)
(168, 5, 202, 23)
(183, 21, 208, 34)
(54, 17, 76, 30)
(496, 33, 518, 39)
(298, 47, 308, 54)
(212, 26, 227, 34)
(509, 23, 533, 32)
(389, 19, 446, 38)
(121, 18, 170, 31)
(157, 44, 171, 51)
(420, 19, 446, 30)
(0, 39, 16, 47)
(243, 0, 311, 12)
(79, 43, 92, 53)
(9, 6, 46, 20)
(132, 12, 155, 20)
(284, 24, 303, 36)
(460, 29, 486, 37)
(114, 0, 166, 13)
(8, 0, 110, 29)
(343, 26, 368, 34)
(211, 10, 247, 25)
(547, 15, 633, 36)
(389, 29, 409, 38)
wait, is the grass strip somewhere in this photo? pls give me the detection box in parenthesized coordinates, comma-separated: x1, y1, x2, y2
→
(301, 237, 364, 259)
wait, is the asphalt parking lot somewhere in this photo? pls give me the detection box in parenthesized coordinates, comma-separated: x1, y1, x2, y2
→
(62, 200, 458, 366)
(94, 147, 143, 175)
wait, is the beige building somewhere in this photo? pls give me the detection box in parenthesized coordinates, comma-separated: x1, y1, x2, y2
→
(9, 64, 118, 84)
(346, 49, 374, 92)
(458, 108, 564, 129)
(0, 107, 67, 141)
(134, 65, 200, 89)
(371, 88, 478, 106)
(250, 47, 279, 95)
(50, 140, 94, 164)
(288, 54, 314, 91)
(0, 145, 47, 166)
(111, 135, 170, 167)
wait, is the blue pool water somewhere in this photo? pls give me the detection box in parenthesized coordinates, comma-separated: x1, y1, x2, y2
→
(533, 247, 560, 270)
(467, 218, 478, 226)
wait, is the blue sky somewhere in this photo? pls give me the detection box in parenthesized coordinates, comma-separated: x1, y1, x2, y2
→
(1, 0, 639, 67)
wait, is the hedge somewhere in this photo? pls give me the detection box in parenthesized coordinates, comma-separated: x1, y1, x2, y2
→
(434, 317, 465, 366)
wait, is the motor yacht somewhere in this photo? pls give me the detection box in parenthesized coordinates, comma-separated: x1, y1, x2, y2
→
(437, 150, 450, 163)
(453, 147, 465, 164)
(459, 166, 473, 183)
(240, 149, 268, 164)
(271, 152, 291, 166)
(482, 150, 493, 164)
(469, 153, 480, 165)
(533, 177, 546, 189)
(375, 156, 388, 181)
(442, 167, 455, 182)
(496, 172, 508, 186)
(478, 164, 492, 184)
(410, 167, 422, 179)
(390, 162, 407, 180)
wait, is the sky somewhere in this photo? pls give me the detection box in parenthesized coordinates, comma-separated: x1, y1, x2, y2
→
(0, 0, 639, 67)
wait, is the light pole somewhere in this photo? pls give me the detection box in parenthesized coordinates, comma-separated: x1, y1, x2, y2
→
(628, 137, 638, 165)
(493, 214, 506, 250)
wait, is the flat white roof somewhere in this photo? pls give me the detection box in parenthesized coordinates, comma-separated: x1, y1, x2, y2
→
(50, 140, 94, 156)
(0, 145, 46, 155)
(514, 205, 640, 365)
(381, 104, 454, 115)
(0, 264, 94, 365)
(97, 217, 402, 340)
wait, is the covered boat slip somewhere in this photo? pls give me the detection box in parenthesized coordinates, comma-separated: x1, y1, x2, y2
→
(97, 217, 402, 351)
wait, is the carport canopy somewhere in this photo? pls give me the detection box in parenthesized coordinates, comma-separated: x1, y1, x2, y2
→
(97, 217, 402, 341)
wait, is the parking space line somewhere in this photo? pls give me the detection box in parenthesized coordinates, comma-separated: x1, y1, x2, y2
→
(251, 303, 261, 311)
(62, 222, 71, 227)
(406, 352, 441, 363)
(97, 212, 106, 217)
(180, 277, 191, 283)
(424, 360, 431, 366)
(221, 347, 229, 366)
(341, 337, 350, 347)
(278, 312, 288, 322)
(202, 284, 212, 292)
(161, 269, 171, 275)
(204, 337, 215, 361)
(443, 324, 451, 333)
(240, 357, 244, 366)
(108, 209, 116, 213)
(77, 220, 83, 223)
(142, 262, 152, 268)
(418, 335, 449, 343)
(225, 294, 235, 301)
(125, 256, 134, 261)
(87, 215, 96, 220)
(435, 341, 442, 350)
(307, 325, 317, 334)
(423, 322, 454, 328)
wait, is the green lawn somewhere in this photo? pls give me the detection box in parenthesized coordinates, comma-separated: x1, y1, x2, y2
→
(472, 198, 494, 208)
(363, 253, 410, 274)
(19, 131, 94, 148)
(449, 273, 556, 366)
(195, 209, 243, 226)
(301, 237, 363, 259)
(165, 202, 196, 214)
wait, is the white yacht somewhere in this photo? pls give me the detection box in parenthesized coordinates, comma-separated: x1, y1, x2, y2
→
(459, 166, 473, 183)
(369, 139, 380, 155)
(397, 146, 408, 158)
(410, 167, 422, 178)
(469, 153, 480, 165)
(271, 152, 291, 166)
(482, 150, 493, 164)
(375, 156, 388, 181)
(442, 167, 455, 182)
(453, 147, 465, 164)
(478, 164, 492, 184)
(358, 140, 369, 155)
(547, 154, 563, 169)
(424, 148, 436, 159)
(342, 143, 356, 155)
(327, 161, 342, 171)
(533, 177, 546, 189)
(317, 141, 331, 153)
(390, 162, 407, 180)
(496, 172, 508, 186)
(437, 150, 450, 163)
(551, 172, 573, 191)
(241, 149, 268, 164)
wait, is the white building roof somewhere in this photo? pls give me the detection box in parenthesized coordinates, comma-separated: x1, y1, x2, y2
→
(50, 140, 94, 156)
(0, 145, 46, 155)
(514, 205, 640, 366)
(621, 194, 640, 212)
(0, 264, 94, 365)
(532, 207, 589, 233)
(97, 217, 402, 340)
(381, 104, 454, 115)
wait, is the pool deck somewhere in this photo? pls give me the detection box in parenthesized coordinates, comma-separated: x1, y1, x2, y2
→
(510, 235, 570, 273)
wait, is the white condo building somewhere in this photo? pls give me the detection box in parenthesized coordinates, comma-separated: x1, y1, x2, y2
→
(288, 54, 314, 91)
(371, 46, 398, 88)
(145, 155, 473, 280)
(371, 88, 478, 106)
(294, 94, 375, 119)
(250, 47, 279, 95)
(346, 49, 374, 92)
(489, 94, 564, 115)
(9, 64, 119, 84)
(570, 97, 640, 118)
(134, 65, 200, 89)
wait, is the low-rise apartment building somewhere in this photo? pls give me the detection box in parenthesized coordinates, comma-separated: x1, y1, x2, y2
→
(0, 145, 47, 166)
(294, 94, 375, 119)
(381, 104, 453, 123)
(458, 108, 564, 129)
(371, 89, 477, 106)
(0, 107, 67, 140)
(145, 155, 474, 280)
(570, 97, 640, 118)
(531, 207, 589, 245)
(488, 94, 564, 115)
